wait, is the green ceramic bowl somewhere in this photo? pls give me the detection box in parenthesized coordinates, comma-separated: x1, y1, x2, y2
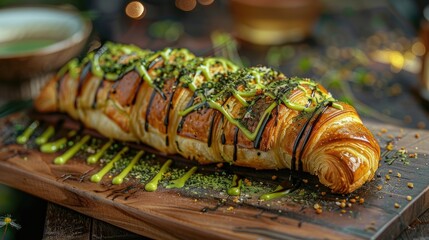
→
(0, 6, 92, 81)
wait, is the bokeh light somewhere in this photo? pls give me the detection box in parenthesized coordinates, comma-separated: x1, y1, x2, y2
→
(389, 51, 404, 71)
(125, 1, 145, 20)
(198, 0, 215, 6)
(411, 42, 426, 56)
(176, 0, 197, 11)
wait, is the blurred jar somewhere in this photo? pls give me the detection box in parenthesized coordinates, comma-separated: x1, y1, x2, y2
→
(229, 0, 323, 45)
(421, 5, 429, 102)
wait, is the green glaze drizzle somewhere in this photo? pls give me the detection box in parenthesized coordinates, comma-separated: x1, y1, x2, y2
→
(166, 166, 198, 189)
(58, 42, 343, 144)
(90, 146, 129, 183)
(16, 120, 40, 144)
(57, 58, 80, 79)
(87, 139, 113, 164)
(40, 130, 76, 153)
(227, 174, 242, 196)
(35, 125, 55, 145)
(177, 65, 342, 142)
(53, 135, 91, 165)
(145, 159, 173, 192)
(208, 100, 277, 141)
(259, 185, 293, 201)
(112, 150, 144, 185)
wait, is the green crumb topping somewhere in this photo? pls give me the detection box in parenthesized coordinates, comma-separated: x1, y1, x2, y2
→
(130, 155, 161, 183)
(185, 172, 232, 192)
(58, 42, 343, 143)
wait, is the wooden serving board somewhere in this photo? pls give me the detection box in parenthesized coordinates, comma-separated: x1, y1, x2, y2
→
(0, 112, 428, 240)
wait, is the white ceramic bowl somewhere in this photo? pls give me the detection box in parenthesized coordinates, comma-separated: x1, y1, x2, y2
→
(0, 6, 92, 81)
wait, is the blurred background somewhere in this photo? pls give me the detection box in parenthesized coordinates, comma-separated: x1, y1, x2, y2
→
(0, 0, 429, 239)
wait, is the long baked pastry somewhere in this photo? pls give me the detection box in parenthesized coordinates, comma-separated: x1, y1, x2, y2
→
(35, 42, 380, 194)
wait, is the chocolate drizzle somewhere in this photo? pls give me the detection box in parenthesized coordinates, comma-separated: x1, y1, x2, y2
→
(253, 113, 271, 149)
(233, 126, 239, 161)
(221, 133, 226, 145)
(56, 75, 66, 106)
(145, 90, 157, 132)
(274, 104, 280, 127)
(207, 99, 229, 148)
(207, 111, 217, 147)
(75, 62, 91, 108)
(148, 56, 162, 69)
(291, 102, 331, 182)
(148, 57, 167, 100)
(164, 73, 181, 147)
(92, 79, 105, 109)
(177, 94, 195, 134)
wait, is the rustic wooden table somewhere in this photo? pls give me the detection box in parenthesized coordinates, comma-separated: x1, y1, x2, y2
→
(42, 204, 429, 239)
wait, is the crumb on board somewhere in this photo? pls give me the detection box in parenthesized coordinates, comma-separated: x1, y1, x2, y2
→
(417, 121, 426, 129)
(394, 203, 401, 208)
(386, 142, 394, 151)
(336, 201, 346, 208)
(403, 115, 412, 124)
(407, 182, 414, 189)
(244, 178, 252, 186)
(398, 148, 407, 154)
(406, 196, 412, 201)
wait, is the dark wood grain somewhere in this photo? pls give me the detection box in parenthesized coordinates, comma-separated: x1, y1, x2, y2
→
(43, 203, 147, 240)
(397, 209, 429, 240)
(43, 203, 91, 240)
(43, 204, 429, 240)
(1, 112, 428, 239)
(91, 218, 147, 240)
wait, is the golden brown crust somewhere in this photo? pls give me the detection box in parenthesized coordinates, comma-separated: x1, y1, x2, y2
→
(35, 63, 380, 194)
(34, 75, 58, 112)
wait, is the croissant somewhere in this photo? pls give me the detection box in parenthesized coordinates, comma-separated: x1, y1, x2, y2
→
(35, 42, 380, 194)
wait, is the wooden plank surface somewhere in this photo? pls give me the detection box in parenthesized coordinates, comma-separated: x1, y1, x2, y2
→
(43, 203, 146, 240)
(0, 112, 428, 239)
(43, 202, 429, 240)
(397, 208, 429, 240)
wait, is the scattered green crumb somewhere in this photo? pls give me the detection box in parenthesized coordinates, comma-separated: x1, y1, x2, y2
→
(242, 180, 270, 195)
(185, 172, 232, 192)
(130, 157, 161, 183)
(384, 147, 412, 165)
